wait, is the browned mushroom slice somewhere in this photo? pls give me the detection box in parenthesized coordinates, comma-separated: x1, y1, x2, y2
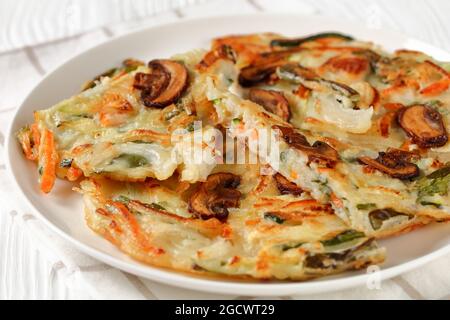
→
(134, 59, 189, 108)
(274, 173, 303, 196)
(273, 126, 339, 167)
(249, 88, 291, 121)
(238, 60, 285, 87)
(384, 148, 420, 163)
(306, 141, 340, 165)
(134, 68, 168, 95)
(189, 173, 241, 222)
(359, 150, 420, 180)
(397, 105, 448, 148)
(273, 125, 309, 148)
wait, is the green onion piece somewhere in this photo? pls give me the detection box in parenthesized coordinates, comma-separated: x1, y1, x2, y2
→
(113, 154, 149, 168)
(356, 203, 377, 210)
(264, 213, 285, 224)
(321, 230, 365, 247)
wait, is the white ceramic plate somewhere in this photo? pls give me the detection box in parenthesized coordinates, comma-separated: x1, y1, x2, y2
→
(6, 13, 450, 297)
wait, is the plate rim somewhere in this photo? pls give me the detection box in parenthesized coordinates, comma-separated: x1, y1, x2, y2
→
(5, 12, 450, 297)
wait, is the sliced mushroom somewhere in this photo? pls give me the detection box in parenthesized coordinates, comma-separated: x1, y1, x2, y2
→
(133, 69, 167, 92)
(271, 32, 354, 48)
(134, 59, 189, 108)
(238, 59, 285, 87)
(273, 173, 303, 196)
(397, 104, 448, 148)
(273, 126, 339, 167)
(249, 88, 291, 121)
(307, 141, 340, 165)
(273, 125, 309, 147)
(359, 149, 420, 180)
(189, 173, 241, 222)
(384, 148, 420, 162)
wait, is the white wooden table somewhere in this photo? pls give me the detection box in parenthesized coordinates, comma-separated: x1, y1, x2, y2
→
(2, 0, 450, 300)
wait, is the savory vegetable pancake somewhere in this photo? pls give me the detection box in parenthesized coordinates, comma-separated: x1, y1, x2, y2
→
(16, 30, 450, 281)
(211, 33, 450, 162)
(197, 57, 443, 238)
(78, 164, 385, 280)
(17, 52, 221, 193)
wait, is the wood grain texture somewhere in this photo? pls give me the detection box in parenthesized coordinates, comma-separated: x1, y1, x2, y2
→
(0, 0, 207, 53)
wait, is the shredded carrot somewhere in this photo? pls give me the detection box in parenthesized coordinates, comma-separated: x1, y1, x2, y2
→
(66, 167, 83, 182)
(294, 84, 311, 99)
(250, 128, 259, 141)
(96, 208, 112, 217)
(125, 129, 170, 145)
(229, 256, 240, 265)
(424, 60, 450, 77)
(371, 87, 381, 111)
(197, 45, 235, 71)
(304, 117, 323, 125)
(112, 202, 162, 254)
(324, 138, 348, 150)
(175, 181, 191, 194)
(18, 124, 41, 161)
(379, 112, 396, 138)
(381, 79, 419, 97)
(98, 93, 135, 127)
(420, 79, 450, 96)
(330, 193, 344, 209)
(235, 122, 245, 134)
(221, 225, 233, 239)
(290, 170, 299, 180)
(400, 139, 413, 151)
(362, 166, 376, 174)
(381, 83, 405, 97)
(383, 103, 404, 112)
(245, 218, 261, 226)
(431, 159, 445, 169)
(109, 220, 123, 234)
(367, 186, 401, 195)
(256, 258, 269, 271)
(71, 144, 93, 156)
(39, 129, 57, 194)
